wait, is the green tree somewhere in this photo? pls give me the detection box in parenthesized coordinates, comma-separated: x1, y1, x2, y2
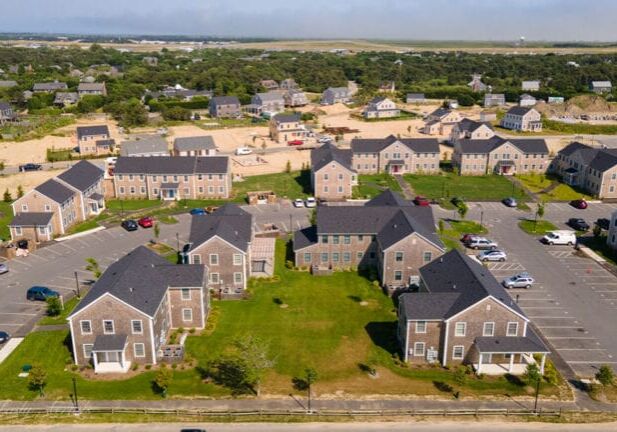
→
(524, 363, 541, 387)
(154, 364, 173, 397)
(457, 202, 468, 219)
(76, 95, 105, 114)
(285, 160, 291, 174)
(16, 184, 24, 198)
(207, 353, 254, 395)
(153, 223, 160, 243)
(46, 297, 62, 317)
(162, 106, 191, 121)
(304, 367, 318, 411)
(85, 257, 102, 279)
(453, 365, 467, 386)
(28, 365, 47, 396)
(3, 188, 12, 203)
(596, 364, 615, 386)
(536, 201, 545, 220)
(233, 335, 275, 396)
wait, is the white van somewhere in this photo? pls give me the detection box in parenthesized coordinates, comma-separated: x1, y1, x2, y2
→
(542, 230, 577, 246)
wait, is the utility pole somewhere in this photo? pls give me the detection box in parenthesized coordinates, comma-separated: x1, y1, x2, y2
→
(72, 377, 79, 412)
(534, 376, 541, 413)
(289, 214, 293, 233)
(74, 271, 80, 298)
(176, 232, 180, 252)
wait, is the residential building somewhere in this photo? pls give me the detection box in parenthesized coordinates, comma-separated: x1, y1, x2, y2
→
(251, 92, 285, 113)
(422, 108, 462, 136)
(548, 96, 565, 105)
(351, 135, 440, 175)
(294, 190, 445, 292)
(453, 136, 549, 176)
(10, 160, 105, 241)
(449, 118, 495, 145)
(120, 136, 169, 157)
(112, 156, 231, 200)
(406, 93, 426, 104)
(519, 94, 537, 107)
(33, 81, 68, 93)
(269, 113, 309, 143)
(521, 81, 541, 92)
(484, 94, 506, 107)
(321, 87, 352, 105)
(173, 136, 217, 157)
(260, 79, 279, 91)
(77, 82, 107, 97)
(311, 143, 356, 201)
(208, 96, 241, 118)
(284, 89, 309, 107)
(551, 142, 617, 199)
(468, 74, 488, 93)
(54, 92, 79, 107)
(67, 246, 208, 373)
(500, 107, 542, 132)
(0, 101, 17, 124)
(0, 80, 17, 88)
(76, 125, 111, 155)
(607, 210, 617, 251)
(143, 56, 158, 66)
(397, 249, 549, 375)
(280, 78, 298, 90)
(187, 204, 275, 295)
(146, 85, 212, 101)
(591, 81, 613, 94)
(363, 96, 400, 119)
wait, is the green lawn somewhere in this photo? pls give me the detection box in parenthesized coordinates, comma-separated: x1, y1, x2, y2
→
(439, 219, 488, 251)
(578, 235, 617, 267)
(64, 219, 100, 235)
(353, 174, 402, 199)
(517, 174, 593, 202)
(518, 219, 558, 235)
(38, 297, 80, 326)
(405, 172, 527, 202)
(106, 200, 162, 212)
(232, 170, 311, 201)
(0, 201, 13, 240)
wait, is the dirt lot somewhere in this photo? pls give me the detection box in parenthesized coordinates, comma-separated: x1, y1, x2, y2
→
(0, 169, 64, 197)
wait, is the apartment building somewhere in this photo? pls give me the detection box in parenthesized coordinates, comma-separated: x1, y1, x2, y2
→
(311, 143, 356, 201)
(76, 125, 112, 156)
(422, 108, 462, 135)
(500, 107, 542, 132)
(363, 97, 400, 119)
(208, 96, 241, 118)
(173, 136, 217, 157)
(449, 118, 495, 146)
(269, 113, 309, 143)
(120, 136, 169, 157)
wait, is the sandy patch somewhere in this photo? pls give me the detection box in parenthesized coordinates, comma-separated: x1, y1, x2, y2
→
(0, 169, 64, 197)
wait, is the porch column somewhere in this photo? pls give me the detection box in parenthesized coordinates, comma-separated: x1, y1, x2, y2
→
(477, 353, 482, 374)
(509, 353, 515, 373)
(540, 353, 546, 375)
(92, 352, 98, 371)
(120, 350, 125, 368)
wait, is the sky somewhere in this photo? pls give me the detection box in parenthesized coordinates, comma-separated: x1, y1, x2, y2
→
(1, 0, 616, 41)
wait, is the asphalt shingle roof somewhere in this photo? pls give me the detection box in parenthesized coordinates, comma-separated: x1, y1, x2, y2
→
(458, 136, 547, 155)
(92, 334, 127, 352)
(272, 113, 301, 124)
(76, 125, 109, 140)
(188, 204, 253, 252)
(120, 136, 169, 157)
(57, 160, 104, 192)
(173, 136, 216, 152)
(9, 212, 54, 226)
(457, 118, 493, 133)
(351, 135, 439, 154)
(506, 106, 536, 116)
(293, 226, 318, 250)
(70, 246, 205, 317)
(474, 332, 549, 354)
(210, 96, 240, 106)
(114, 156, 229, 175)
(35, 179, 75, 204)
(311, 143, 353, 172)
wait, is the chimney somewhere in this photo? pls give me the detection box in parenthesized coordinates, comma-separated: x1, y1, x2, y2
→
(129, 287, 134, 293)
(452, 284, 457, 290)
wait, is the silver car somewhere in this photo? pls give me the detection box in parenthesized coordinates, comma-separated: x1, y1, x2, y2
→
(502, 273, 535, 289)
(0, 263, 8, 275)
(477, 250, 507, 262)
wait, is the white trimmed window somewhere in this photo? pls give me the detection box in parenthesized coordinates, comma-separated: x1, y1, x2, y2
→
(234, 272, 243, 284)
(14, 226, 22, 236)
(80, 320, 92, 335)
(181, 288, 191, 300)
(507, 322, 519, 337)
(454, 322, 466, 337)
(210, 273, 220, 284)
(483, 322, 495, 337)
(83, 344, 93, 359)
(452, 345, 465, 360)
(209, 254, 219, 265)
(413, 342, 426, 357)
(134, 343, 145, 358)
(182, 308, 193, 322)
(103, 320, 114, 334)
(415, 321, 427, 334)
(192, 254, 201, 265)
(233, 254, 243, 266)
(131, 320, 143, 334)
(21, 204, 28, 211)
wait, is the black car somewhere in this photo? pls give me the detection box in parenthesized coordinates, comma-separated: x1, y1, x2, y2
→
(0, 331, 10, 344)
(27, 286, 59, 301)
(121, 219, 139, 231)
(596, 218, 611, 230)
(567, 218, 590, 231)
(19, 163, 42, 172)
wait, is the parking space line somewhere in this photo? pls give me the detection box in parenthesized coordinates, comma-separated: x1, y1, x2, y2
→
(568, 361, 617, 364)
(27, 254, 48, 262)
(45, 284, 75, 292)
(56, 243, 77, 252)
(537, 326, 582, 329)
(0, 323, 24, 327)
(0, 312, 37, 316)
(546, 336, 596, 340)
(528, 316, 577, 319)
(45, 247, 64, 256)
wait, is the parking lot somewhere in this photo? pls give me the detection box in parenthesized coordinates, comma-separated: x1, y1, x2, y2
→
(436, 202, 617, 378)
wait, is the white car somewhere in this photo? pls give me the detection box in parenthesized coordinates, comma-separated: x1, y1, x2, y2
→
(293, 199, 304, 208)
(305, 197, 317, 208)
(502, 273, 535, 289)
(477, 250, 507, 262)
(235, 147, 253, 156)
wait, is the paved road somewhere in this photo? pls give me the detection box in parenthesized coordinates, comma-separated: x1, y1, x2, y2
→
(436, 201, 617, 378)
(0, 421, 614, 432)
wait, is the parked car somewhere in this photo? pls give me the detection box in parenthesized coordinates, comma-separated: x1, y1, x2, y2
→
(293, 199, 304, 208)
(502, 197, 517, 208)
(305, 197, 317, 208)
(477, 250, 507, 262)
(502, 273, 535, 289)
(19, 163, 42, 172)
(413, 196, 430, 207)
(542, 230, 577, 246)
(461, 234, 480, 244)
(138, 216, 154, 228)
(235, 147, 253, 156)
(567, 218, 590, 231)
(288, 140, 304, 146)
(189, 208, 206, 216)
(570, 199, 588, 209)
(466, 237, 498, 250)
(27, 286, 59, 301)
(596, 218, 611, 230)
(318, 136, 332, 144)
(0, 263, 7, 275)
(0, 331, 10, 344)
(121, 219, 138, 231)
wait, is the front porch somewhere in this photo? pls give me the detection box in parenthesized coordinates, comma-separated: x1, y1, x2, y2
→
(473, 353, 540, 376)
(495, 160, 516, 176)
(160, 183, 179, 201)
(87, 193, 106, 215)
(92, 334, 131, 374)
(563, 168, 579, 186)
(387, 160, 405, 174)
(472, 335, 549, 376)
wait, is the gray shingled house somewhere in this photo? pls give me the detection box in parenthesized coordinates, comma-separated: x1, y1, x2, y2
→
(173, 136, 217, 157)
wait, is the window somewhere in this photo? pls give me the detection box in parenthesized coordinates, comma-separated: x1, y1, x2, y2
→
(139, 174, 144, 181)
(192, 254, 201, 265)
(131, 320, 143, 334)
(182, 308, 193, 322)
(83, 344, 93, 359)
(80, 320, 92, 335)
(483, 322, 495, 337)
(395, 251, 404, 262)
(38, 226, 47, 235)
(343, 235, 351, 244)
(103, 320, 114, 334)
(321, 235, 328, 244)
(324, 173, 329, 181)
(304, 252, 311, 262)
(332, 252, 340, 262)
(181, 288, 191, 300)
(454, 322, 466, 337)
(184, 175, 189, 182)
(507, 322, 519, 337)
(134, 343, 145, 358)
(413, 342, 426, 357)
(153, 188, 158, 195)
(128, 174, 134, 181)
(233, 254, 243, 266)
(357, 252, 363, 260)
(184, 188, 189, 196)
(423, 252, 433, 263)
(209, 254, 219, 265)
(210, 273, 220, 284)
(140, 186, 146, 194)
(44, 204, 51, 212)
(198, 186, 204, 194)
(234, 272, 243, 284)
(152, 175, 157, 182)
(321, 253, 329, 262)
(394, 271, 403, 281)
(14, 226, 22, 236)
(415, 321, 427, 333)
(452, 346, 465, 360)
(343, 252, 351, 262)
(358, 235, 364, 241)
(333, 235, 339, 244)
(117, 174, 123, 180)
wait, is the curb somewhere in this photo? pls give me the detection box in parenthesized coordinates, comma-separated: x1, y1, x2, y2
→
(55, 226, 106, 242)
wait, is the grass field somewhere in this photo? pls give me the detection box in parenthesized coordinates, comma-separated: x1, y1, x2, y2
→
(517, 174, 593, 201)
(518, 219, 558, 235)
(0, 201, 13, 240)
(232, 170, 311, 201)
(38, 297, 80, 326)
(353, 174, 402, 199)
(439, 219, 488, 251)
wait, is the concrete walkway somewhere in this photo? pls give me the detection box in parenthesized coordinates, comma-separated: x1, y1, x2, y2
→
(0, 338, 23, 364)
(394, 175, 414, 199)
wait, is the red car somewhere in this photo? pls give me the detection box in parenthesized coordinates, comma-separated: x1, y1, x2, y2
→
(413, 196, 430, 206)
(138, 216, 154, 228)
(461, 234, 479, 244)
(288, 140, 304, 146)
(570, 199, 588, 209)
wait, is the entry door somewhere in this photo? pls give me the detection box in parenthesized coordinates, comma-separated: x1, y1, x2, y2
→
(480, 353, 492, 364)
(392, 165, 399, 173)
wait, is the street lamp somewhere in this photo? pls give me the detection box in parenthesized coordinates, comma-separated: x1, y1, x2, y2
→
(533, 376, 541, 413)
(74, 271, 80, 298)
(72, 377, 79, 412)
(176, 232, 180, 252)
(480, 211, 484, 228)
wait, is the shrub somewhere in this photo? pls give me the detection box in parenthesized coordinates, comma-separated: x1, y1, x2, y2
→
(46, 297, 63, 317)
(596, 364, 614, 386)
(132, 363, 139, 371)
(189, 328, 196, 334)
(543, 360, 559, 385)
(453, 365, 467, 386)
(145, 364, 152, 370)
(285, 260, 294, 269)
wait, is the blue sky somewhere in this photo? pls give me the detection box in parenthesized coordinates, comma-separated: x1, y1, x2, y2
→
(0, 0, 616, 41)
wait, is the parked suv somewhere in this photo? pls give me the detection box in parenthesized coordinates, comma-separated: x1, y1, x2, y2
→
(27, 286, 59, 301)
(466, 237, 498, 250)
(567, 218, 590, 231)
(477, 250, 507, 262)
(502, 273, 535, 289)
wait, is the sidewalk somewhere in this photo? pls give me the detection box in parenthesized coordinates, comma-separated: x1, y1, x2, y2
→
(394, 175, 414, 199)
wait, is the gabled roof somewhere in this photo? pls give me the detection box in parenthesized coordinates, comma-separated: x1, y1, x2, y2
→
(294, 226, 318, 250)
(76, 125, 109, 140)
(592, 81, 612, 87)
(35, 179, 75, 204)
(351, 135, 439, 154)
(272, 113, 301, 124)
(188, 203, 252, 252)
(254, 91, 284, 102)
(458, 136, 547, 155)
(428, 107, 451, 118)
(457, 118, 493, 133)
(9, 212, 54, 227)
(369, 96, 389, 104)
(210, 96, 240, 106)
(311, 143, 353, 172)
(120, 136, 168, 157)
(377, 209, 442, 250)
(474, 332, 549, 354)
(33, 82, 67, 91)
(92, 334, 127, 352)
(366, 189, 410, 207)
(559, 141, 589, 157)
(114, 156, 229, 175)
(173, 136, 216, 152)
(506, 106, 536, 116)
(70, 246, 204, 318)
(77, 82, 106, 92)
(57, 160, 104, 192)
(589, 149, 617, 173)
